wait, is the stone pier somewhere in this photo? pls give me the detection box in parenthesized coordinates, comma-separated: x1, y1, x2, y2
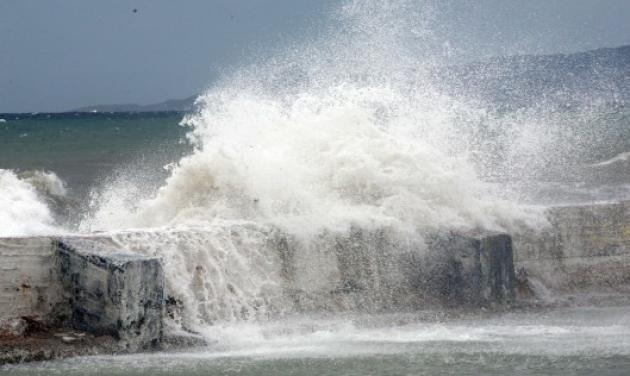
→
(1, 236, 164, 364)
(423, 231, 515, 307)
(57, 238, 163, 351)
(265, 228, 516, 312)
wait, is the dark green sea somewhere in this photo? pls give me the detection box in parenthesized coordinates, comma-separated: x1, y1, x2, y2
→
(0, 112, 190, 198)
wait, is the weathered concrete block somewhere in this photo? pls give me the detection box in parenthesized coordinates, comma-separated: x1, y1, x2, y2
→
(274, 227, 428, 313)
(424, 232, 515, 307)
(56, 238, 164, 351)
(513, 201, 630, 292)
(479, 233, 516, 304)
(274, 227, 515, 312)
(0, 237, 63, 323)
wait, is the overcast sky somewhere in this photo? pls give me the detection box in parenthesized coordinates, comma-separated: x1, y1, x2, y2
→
(2, 0, 630, 113)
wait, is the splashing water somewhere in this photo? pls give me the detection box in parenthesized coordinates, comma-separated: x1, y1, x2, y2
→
(71, 1, 554, 330)
(0, 169, 66, 236)
(84, 0, 543, 236)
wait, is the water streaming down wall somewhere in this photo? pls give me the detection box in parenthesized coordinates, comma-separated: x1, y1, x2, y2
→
(0, 226, 515, 348)
(102, 225, 516, 333)
(4, 201, 629, 362)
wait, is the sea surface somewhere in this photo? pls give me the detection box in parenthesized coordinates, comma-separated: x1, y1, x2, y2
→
(0, 112, 190, 199)
(2, 305, 630, 375)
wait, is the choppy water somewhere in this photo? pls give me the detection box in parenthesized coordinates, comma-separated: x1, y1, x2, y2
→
(2, 306, 630, 375)
(0, 112, 189, 197)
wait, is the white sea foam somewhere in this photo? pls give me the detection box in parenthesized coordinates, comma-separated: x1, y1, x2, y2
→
(78, 1, 548, 329)
(0, 169, 64, 236)
(591, 151, 630, 167)
(85, 0, 545, 236)
(87, 87, 542, 236)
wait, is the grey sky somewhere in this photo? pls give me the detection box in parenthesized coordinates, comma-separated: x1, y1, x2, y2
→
(1, 0, 630, 113)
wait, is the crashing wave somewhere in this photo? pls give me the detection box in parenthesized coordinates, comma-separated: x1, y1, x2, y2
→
(0, 169, 66, 236)
(78, 0, 549, 329)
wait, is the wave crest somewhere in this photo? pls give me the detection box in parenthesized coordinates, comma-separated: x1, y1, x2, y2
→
(0, 169, 66, 236)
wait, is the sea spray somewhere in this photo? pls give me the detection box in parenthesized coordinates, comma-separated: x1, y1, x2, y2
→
(0, 169, 66, 236)
(76, 1, 549, 330)
(86, 88, 543, 234)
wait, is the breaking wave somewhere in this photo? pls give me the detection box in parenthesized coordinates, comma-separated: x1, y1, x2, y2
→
(0, 169, 66, 236)
(75, 1, 549, 329)
(83, 1, 543, 237)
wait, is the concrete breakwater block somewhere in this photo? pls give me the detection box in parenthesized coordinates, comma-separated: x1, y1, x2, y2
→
(56, 238, 164, 351)
(0, 236, 165, 364)
(276, 228, 516, 312)
(1, 228, 515, 362)
(513, 201, 630, 292)
(0, 237, 63, 324)
(423, 232, 516, 307)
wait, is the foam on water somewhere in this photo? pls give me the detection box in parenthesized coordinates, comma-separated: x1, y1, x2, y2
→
(0, 169, 65, 236)
(191, 307, 630, 359)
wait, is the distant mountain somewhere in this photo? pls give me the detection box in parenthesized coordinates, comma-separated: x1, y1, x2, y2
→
(436, 45, 630, 108)
(73, 45, 630, 113)
(73, 95, 198, 113)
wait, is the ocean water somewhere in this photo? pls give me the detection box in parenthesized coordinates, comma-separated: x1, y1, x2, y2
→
(3, 306, 630, 375)
(0, 112, 190, 232)
(0, 112, 189, 197)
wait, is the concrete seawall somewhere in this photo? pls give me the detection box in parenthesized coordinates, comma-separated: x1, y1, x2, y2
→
(2, 201, 630, 363)
(0, 238, 63, 326)
(1, 230, 515, 363)
(0, 236, 166, 363)
(513, 201, 630, 293)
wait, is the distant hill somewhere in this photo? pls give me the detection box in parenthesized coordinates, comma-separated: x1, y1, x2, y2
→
(73, 45, 630, 113)
(73, 95, 198, 113)
(436, 45, 630, 108)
